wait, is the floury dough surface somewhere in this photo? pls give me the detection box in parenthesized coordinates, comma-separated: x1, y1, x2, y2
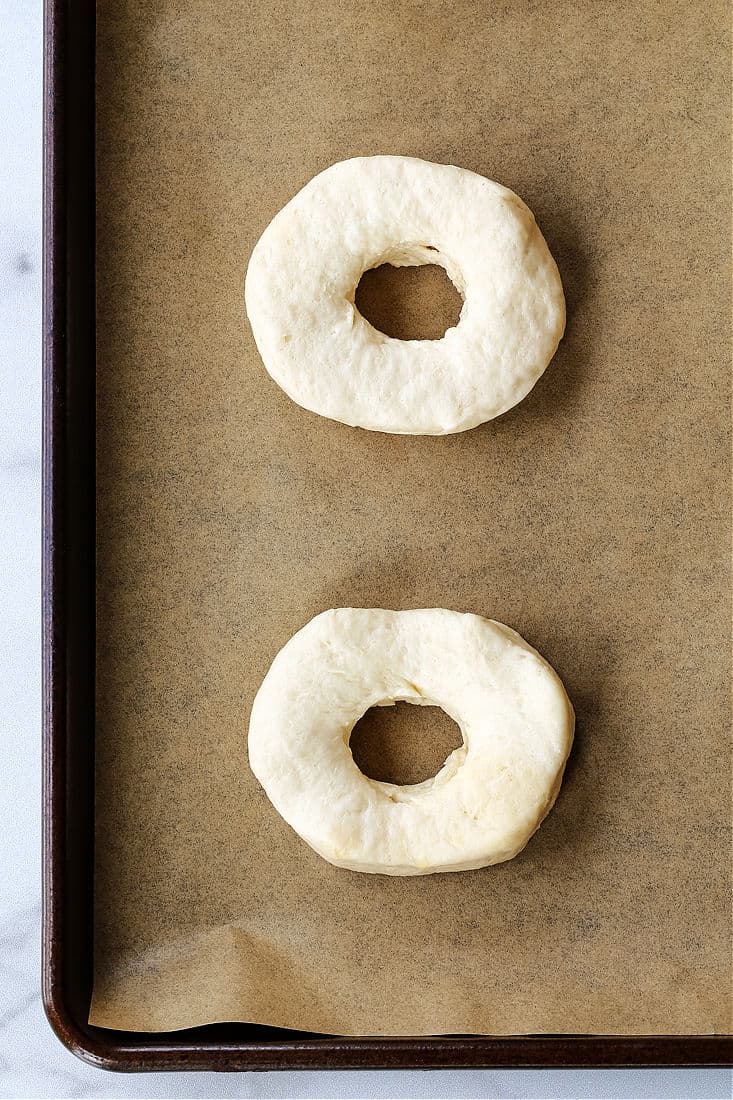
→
(248, 609, 575, 875)
(245, 156, 565, 434)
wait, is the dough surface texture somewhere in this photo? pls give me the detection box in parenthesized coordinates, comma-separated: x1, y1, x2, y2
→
(248, 608, 575, 875)
(245, 156, 565, 434)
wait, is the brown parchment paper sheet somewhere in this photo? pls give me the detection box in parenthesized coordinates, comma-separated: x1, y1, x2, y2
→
(91, 0, 732, 1034)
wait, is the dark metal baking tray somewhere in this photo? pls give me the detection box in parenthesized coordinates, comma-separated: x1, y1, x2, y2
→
(41, 0, 732, 1071)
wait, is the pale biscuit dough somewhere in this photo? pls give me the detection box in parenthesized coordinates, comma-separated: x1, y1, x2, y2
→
(245, 156, 565, 434)
(248, 608, 574, 875)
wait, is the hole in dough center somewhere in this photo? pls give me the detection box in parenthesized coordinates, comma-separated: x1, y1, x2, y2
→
(349, 701, 464, 786)
(355, 261, 464, 341)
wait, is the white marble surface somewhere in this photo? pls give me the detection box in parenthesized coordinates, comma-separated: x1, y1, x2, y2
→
(0, 4, 730, 1098)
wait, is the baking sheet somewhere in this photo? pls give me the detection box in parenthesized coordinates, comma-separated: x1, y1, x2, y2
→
(91, 0, 732, 1034)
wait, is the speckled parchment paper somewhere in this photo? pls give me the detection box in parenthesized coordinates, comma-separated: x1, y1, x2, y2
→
(91, 0, 732, 1034)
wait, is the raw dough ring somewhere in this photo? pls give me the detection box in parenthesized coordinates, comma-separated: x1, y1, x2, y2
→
(245, 156, 565, 435)
(248, 608, 574, 875)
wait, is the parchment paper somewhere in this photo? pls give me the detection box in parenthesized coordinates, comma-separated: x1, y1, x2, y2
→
(91, 0, 732, 1034)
